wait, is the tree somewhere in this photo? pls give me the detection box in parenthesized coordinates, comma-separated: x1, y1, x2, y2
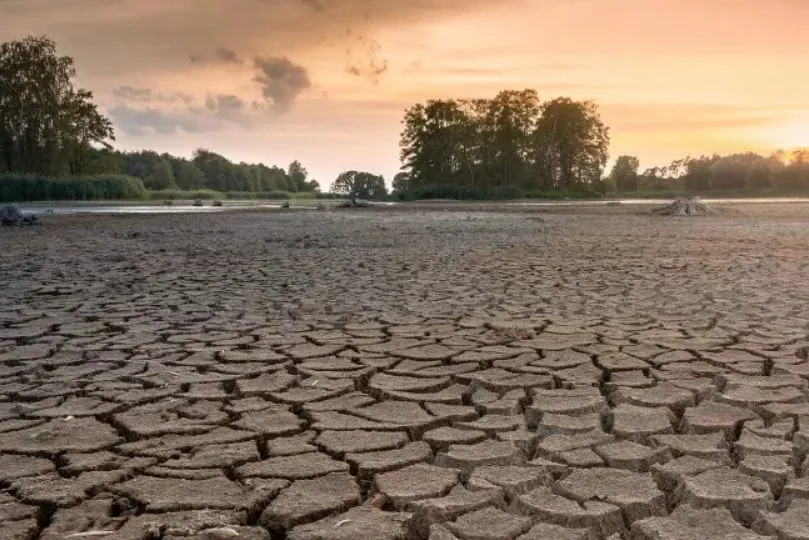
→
(399, 91, 610, 197)
(176, 161, 207, 190)
(332, 170, 388, 199)
(0, 35, 114, 175)
(533, 98, 609, 191)
(485, 89, 540, 188)
(145, 159, 178, 190)
(288, 160, 308, 192)
(392, 172, 411, 195)
(609, 155, 640, 193)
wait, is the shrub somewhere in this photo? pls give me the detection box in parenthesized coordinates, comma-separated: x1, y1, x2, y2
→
(147, 189, 223, 200)
(0, 174, 147, 202)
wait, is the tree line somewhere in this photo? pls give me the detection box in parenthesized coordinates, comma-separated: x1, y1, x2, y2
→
(5, 34, 809, 203)
(0, 35, 320, 200)
(393, 90, 610, 198)
(608, 150, 809, 195)
(85, 148, 320, 194)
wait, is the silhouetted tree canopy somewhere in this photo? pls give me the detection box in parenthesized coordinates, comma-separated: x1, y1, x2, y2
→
(398, 90, 609, 194)
(332, 170, 388, 199)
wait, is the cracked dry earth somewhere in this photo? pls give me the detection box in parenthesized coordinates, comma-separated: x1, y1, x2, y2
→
(3, 204, 809, 540)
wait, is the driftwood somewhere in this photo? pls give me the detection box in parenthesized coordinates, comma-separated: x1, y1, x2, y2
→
(652, 196, 709, 216)
(1, 205, 38, 227)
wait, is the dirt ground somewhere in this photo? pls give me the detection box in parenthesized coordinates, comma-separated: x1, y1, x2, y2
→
(2, 202, 809, 539)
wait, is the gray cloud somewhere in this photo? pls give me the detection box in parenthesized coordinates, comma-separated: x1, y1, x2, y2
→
(112, 85, 194, 105)
(108, 105, 206, 136)
(113, 85, 152, 102)
(253, 56, 313, 113)
(298, 0, 326, 11)
(190, 46, 244, 65)
(0, 0, 504, 79)
(110, 92, 261, 135)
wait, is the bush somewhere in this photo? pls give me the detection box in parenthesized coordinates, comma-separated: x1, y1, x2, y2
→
(0, 174, 147, 202)
(524, 190, 604, 200)
(399, 184, 606, 201)
(148, 189, 223, 201)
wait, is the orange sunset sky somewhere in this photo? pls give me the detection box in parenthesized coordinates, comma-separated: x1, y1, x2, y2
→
(1, 0, 808, 188)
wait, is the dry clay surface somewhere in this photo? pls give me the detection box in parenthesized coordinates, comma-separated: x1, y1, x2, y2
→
(2, 204, 809, 539)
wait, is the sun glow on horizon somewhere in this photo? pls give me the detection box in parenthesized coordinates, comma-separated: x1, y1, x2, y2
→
(746, 114, 809, 154)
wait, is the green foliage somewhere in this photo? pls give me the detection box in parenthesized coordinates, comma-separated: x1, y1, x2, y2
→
(0, 36, 115, 175)
(630, 151, 809, 195)
(609, 155, 640, 192)
(398, 184, 606, 201)
(0, 174, 146, 202)
(145, 158, 178, 190)
(331, 170, 388, 199)
(147, 189, 222, 201)
(400, 90, 610, 194)
(392, 172, 411, 195)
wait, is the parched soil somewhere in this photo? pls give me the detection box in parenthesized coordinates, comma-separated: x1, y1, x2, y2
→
(2, 202, 809, 539)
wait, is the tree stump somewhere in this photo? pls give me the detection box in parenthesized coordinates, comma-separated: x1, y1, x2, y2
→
(652, 197, 709, 216)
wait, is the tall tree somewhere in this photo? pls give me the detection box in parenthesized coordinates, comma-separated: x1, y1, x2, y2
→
(332, 170, 388, 199)
(609, 155, 640, 192)
(392, 172, 411, 195)
(287, 160, 308, 192)
(145, 159, 178, 190)
(532, 98, 609, 190)
(0, 35, 114, 174)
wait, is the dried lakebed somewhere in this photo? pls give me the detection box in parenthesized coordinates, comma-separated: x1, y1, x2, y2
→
(2, 204, 809, 539)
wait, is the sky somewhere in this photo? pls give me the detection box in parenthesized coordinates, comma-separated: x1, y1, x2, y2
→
(1, 0, 808, 189)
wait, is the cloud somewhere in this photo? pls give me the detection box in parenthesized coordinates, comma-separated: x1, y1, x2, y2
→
(345, 34, 388, 83)
(110, 92, 261, 135)
(189, 46, 244, 65)
(298, 0, 326, 11)
(113, 85, 152, 102)
(112, 85, 194, 105)
(0, 0, 505, 79)
(108, 105, 206, 136)
(253, 56, 313, 113)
